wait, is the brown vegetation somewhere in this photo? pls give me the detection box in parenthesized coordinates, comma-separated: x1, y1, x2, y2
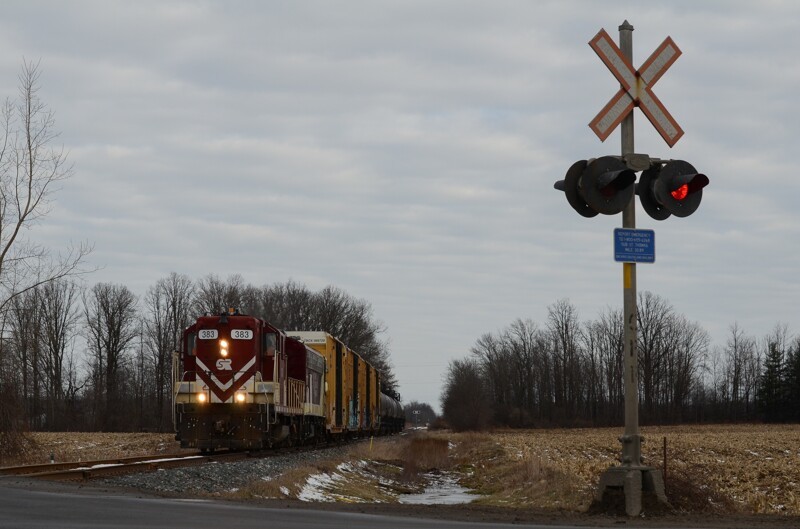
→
(5, 425, 800, 518)
(401, 436, 450, 478)
(490, 424, 800, 515)
(0, 432, 188, 466)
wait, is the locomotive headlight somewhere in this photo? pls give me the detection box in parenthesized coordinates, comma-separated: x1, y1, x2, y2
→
(219, 339, 229, 357)
(235, 392, 246, 403)
(197, 392, 207, 403)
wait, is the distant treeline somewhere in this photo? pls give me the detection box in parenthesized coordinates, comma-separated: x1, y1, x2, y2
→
(442, 293, 800, 431)
(0, 274, 396, 435)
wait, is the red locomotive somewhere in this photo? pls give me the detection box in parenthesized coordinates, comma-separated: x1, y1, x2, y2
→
(173, 309, 403, 452)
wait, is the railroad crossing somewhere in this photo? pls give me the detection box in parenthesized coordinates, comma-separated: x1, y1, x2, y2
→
(554, 20, 710, 517)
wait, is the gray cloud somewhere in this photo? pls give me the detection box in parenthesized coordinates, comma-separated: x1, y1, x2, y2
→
(2, 0, 798, 409)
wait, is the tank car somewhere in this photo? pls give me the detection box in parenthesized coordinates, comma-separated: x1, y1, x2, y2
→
(379, 392, 405, 434)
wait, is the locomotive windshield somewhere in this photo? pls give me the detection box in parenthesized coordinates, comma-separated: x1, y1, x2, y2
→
(264, 332, 277, 356)
(186, 332, 196, 356)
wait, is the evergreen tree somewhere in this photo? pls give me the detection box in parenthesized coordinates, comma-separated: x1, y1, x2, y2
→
(757, 341, 785, 422)
(784, 339, 800, 422)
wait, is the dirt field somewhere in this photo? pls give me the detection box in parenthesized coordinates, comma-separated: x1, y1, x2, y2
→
(4, 424, 800, 525)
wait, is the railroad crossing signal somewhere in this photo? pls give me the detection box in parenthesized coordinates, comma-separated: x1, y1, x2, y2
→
(550, 21, 708, 516)
(637, 160, 709, 220)
(556, 25, 709, 221)
(554, 157, 635, 217)
(555, 156, 709, 220)
(589, 28, 684, 147)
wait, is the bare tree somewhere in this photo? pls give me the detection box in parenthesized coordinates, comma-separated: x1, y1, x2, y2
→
(258, 279, 315, 329)
(0, 60, 92, 442)
(84, 283, 138, 431)
(665, 315, 709, 422)
(143, 272, 194, 430)
(471, 330, 513, 424)
(595, 306, 625, 424)
(193, 274, 246, 315)
(506, 318, 546, 425)
(8, 288, 42, 427)
(38, 279, 81, 430)
(257, 280, 399, 398)
(441, 358, 491, 431)
(637, 291, 673, 417)
(0, 60, 91, 314)
(719, 323, 759, 420)
(547, 299, 583, 418)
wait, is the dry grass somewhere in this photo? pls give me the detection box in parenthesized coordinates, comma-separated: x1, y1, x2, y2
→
(229, 432, 577, 507)
(6, 425, 800, 517)
(489, 424, 800, 515)
(447, 432, 579, 509)
(400, 436, 450, 479)
(0, 432, 190, 467)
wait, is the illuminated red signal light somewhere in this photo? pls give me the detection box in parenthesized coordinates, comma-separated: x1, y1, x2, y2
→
(637, 160, 708, 220)
(670, 184, 689, 201)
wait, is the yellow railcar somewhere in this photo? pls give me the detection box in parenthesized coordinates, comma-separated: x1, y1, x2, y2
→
(288, 330, 382, 437)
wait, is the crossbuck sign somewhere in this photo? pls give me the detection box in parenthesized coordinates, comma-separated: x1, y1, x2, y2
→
(588, 29, 683, 147)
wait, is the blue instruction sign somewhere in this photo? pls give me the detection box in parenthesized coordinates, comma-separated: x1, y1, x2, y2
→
(614, 228, 655, 263)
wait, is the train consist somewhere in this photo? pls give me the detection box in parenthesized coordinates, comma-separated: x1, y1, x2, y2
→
(172, 310, 404, 451)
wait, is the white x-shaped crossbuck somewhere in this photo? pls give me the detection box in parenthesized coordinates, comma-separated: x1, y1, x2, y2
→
(588, 28, 683, 147)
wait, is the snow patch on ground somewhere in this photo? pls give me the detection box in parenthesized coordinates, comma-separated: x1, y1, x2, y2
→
(296, 460, 475, 505)
(298, 470, 345, 502)
(398, 472, 474, 505)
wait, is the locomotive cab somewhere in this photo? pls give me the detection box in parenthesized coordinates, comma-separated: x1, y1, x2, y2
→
(173, 310, 289, 451)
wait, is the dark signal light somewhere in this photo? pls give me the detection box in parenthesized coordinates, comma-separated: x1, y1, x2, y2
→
(554, 156, 635, 217)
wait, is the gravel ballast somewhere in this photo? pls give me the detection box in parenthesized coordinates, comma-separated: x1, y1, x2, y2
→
(101, 445, 354, 496)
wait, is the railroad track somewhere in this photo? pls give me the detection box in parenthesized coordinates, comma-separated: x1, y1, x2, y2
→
(0, 451, 248, 481)
(0, 437, 366, 482)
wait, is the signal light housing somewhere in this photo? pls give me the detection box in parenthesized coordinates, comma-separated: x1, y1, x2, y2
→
(637, 160, 709, 220)
(554, 156, 636, 217)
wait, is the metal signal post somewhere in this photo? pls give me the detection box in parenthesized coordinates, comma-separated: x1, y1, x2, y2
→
(594, 21, 667, 517)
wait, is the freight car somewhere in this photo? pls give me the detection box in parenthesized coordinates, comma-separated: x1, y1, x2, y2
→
(287, 331, 403, 436)
(172, 310, 402, 452)
(379, 392, 405, 434)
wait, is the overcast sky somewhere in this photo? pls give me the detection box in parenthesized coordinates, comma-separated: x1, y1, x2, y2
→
(2, 1, 798, 409)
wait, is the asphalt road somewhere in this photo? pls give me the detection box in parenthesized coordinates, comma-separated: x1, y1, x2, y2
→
(0, 483, 598, 529)
(2, 481, 795, 529)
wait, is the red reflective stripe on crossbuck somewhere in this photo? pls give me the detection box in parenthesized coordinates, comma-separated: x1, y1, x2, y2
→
(588, 28, 684, 147)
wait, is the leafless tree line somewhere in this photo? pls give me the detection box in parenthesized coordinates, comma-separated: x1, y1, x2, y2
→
(0, 273, 397, 433)
(442, 293, 800, 430)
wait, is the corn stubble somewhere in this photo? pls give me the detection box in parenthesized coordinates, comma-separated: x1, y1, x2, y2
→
(481, 424, 800, 515)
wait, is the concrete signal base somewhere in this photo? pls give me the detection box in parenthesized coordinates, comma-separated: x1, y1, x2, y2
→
(593, 466, 670, 517)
